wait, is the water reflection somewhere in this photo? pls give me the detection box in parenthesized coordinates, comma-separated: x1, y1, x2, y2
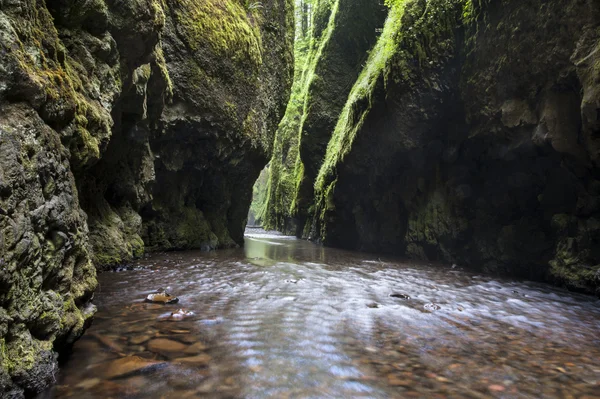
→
(244, 230, 326, 265)
(52, 230, 600, 398)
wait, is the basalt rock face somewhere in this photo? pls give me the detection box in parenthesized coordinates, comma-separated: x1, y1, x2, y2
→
(81, 0, 294, 265)
(267, 0, 600, 295)
(262, 0, 386, 235)
(0, 0, 293, 395)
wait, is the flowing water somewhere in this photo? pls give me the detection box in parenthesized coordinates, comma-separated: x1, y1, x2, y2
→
(51, 229, 600, 398)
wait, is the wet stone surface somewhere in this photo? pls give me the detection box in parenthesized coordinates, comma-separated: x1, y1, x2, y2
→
(52, 230, 600, 398)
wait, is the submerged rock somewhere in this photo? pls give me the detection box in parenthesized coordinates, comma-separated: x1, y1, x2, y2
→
(102, 356, 167, 379)
(130, 335, 152, 346)
(184, 342, 209, 354)
(173, 354, 212, 367)
(147, 339, 188, 354)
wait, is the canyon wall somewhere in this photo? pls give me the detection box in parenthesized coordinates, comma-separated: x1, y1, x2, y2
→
(0, 0, 293, 396)
(264, 0, 600, 295)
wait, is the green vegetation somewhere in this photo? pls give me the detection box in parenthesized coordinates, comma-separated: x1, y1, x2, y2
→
(249, 165, 271, 225)
(258, 0, 475, 238)
(309, 0, 468, 241)
(261, 0, 339, 232)
(314, 2, 406, 194)
(171, 0, 263, 67)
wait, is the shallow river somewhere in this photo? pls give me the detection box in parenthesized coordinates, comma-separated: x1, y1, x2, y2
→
(51, 229, 600, 398)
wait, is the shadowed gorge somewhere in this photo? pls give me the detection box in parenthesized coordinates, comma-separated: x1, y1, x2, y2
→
(260, 0, 600, 295)
(1, 0, 600, 397)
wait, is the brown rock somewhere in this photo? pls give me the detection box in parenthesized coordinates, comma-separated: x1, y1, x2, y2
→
(184, 342, 209, 354)
(147, 338, 188, 353)
(91, 333, 125, 353)
(178, 335, 200, 344)
(102, 356, 167, 379)
(173, 354, 212, 367)
(130, 335, 151, 345)
(387, 375, 412, 387)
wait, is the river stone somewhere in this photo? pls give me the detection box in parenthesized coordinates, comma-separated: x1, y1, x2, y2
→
(387, 375, 412, 387)
(173, 354, 212, 367)
(145, 292, 179, 304)
(147, 338, 188, 353)
(91, 333, 125, 353)
(130, 335, 151, 345)
(184, 342, 208, 354)
(102, 356, 167, 379)
(177, 335, 201, 344)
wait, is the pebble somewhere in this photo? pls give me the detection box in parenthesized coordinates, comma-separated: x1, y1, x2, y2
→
(424, 303, 441, 311)
(90, 333, 125, 353)
(178, 335, 200, 344)
(387, 375, 412, 387)
(174, 354, 212, 367)
(130, 335, 151, 345)
(184, 341, 209, 354)
(101, 356, 167, 379)
(147, 338, 188, 353)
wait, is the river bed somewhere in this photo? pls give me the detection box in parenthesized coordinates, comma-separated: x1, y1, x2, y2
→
(50, 229, 600, 398)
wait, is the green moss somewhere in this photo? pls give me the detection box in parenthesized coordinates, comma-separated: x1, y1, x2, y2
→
(593, 52, 600, 80)
(311, 0, 466, 237)
(153, 46, 173, 100)
(1, 336, 53, 375)
(314, 2, 405, 193)
(135, 64, 152, 84)
(249, 165, 270, 225)
(131, 236, 145, 258)
(11, 20, 114, 170)
(172, 0, 263, 67)
(93, 251, 124, 267)
(151, 0, 167, 27)
(261, 0, 339, 232)
(550, 260, 600, 291)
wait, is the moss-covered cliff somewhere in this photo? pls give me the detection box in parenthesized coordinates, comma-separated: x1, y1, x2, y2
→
(261, 0, 386, 235)
(265, 0, 600, 295)
(0, 0, 293, 395)
(81, 0, 294, 265)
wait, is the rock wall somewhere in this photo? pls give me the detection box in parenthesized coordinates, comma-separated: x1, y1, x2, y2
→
(261, 0, 386, 235)
(266, 0, 600, 295)
(81, 0, 294, 265)
(0, 0, 293, 395)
